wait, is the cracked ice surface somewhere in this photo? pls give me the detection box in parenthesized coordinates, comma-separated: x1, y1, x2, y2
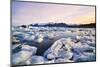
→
(12, 26, 96, 65)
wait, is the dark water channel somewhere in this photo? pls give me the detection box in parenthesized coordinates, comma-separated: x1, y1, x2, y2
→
(12, 34, 76, 56)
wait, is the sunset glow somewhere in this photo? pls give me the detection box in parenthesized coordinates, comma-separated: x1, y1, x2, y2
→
(12, 1, 95, 25)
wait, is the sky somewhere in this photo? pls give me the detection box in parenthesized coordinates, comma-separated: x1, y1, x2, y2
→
(12, 1, 95, 26)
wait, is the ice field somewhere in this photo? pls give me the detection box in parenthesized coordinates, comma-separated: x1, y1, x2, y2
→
(11, 26, 96, 65)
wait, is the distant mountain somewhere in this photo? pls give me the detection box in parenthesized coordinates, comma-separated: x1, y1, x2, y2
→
(28, 23, 96, 28)
(76, 23, 96, 28)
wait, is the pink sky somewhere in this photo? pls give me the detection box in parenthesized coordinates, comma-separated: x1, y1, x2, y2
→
(12, 1, 95, 25)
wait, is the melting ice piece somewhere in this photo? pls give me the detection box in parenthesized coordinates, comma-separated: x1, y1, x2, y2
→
(55, 58, 73, 63)
(12, 45, 37, 65)
(73, 52, 96, 62)
(57, 48, 73, 59)
(44, 38, 73, 61)
(31, 56, 45, 64)
(34, 34, 44, 43)
(23, 32, 35, 41)
(47, 33, 55, 39)
(13, 31, 22, 36)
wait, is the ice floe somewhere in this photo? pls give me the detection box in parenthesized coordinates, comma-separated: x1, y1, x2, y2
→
(12, 26, 96, 65)
(12, 45, 37, 65)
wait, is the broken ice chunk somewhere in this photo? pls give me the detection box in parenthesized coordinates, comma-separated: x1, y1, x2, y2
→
(55, 58, 73, 63)
(73, 53, 96, 62)
(12, 45, 37, 65)
(44, 38, 73, 61)
(34, 34, 44, 43)
(31, 56, 45, 64)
